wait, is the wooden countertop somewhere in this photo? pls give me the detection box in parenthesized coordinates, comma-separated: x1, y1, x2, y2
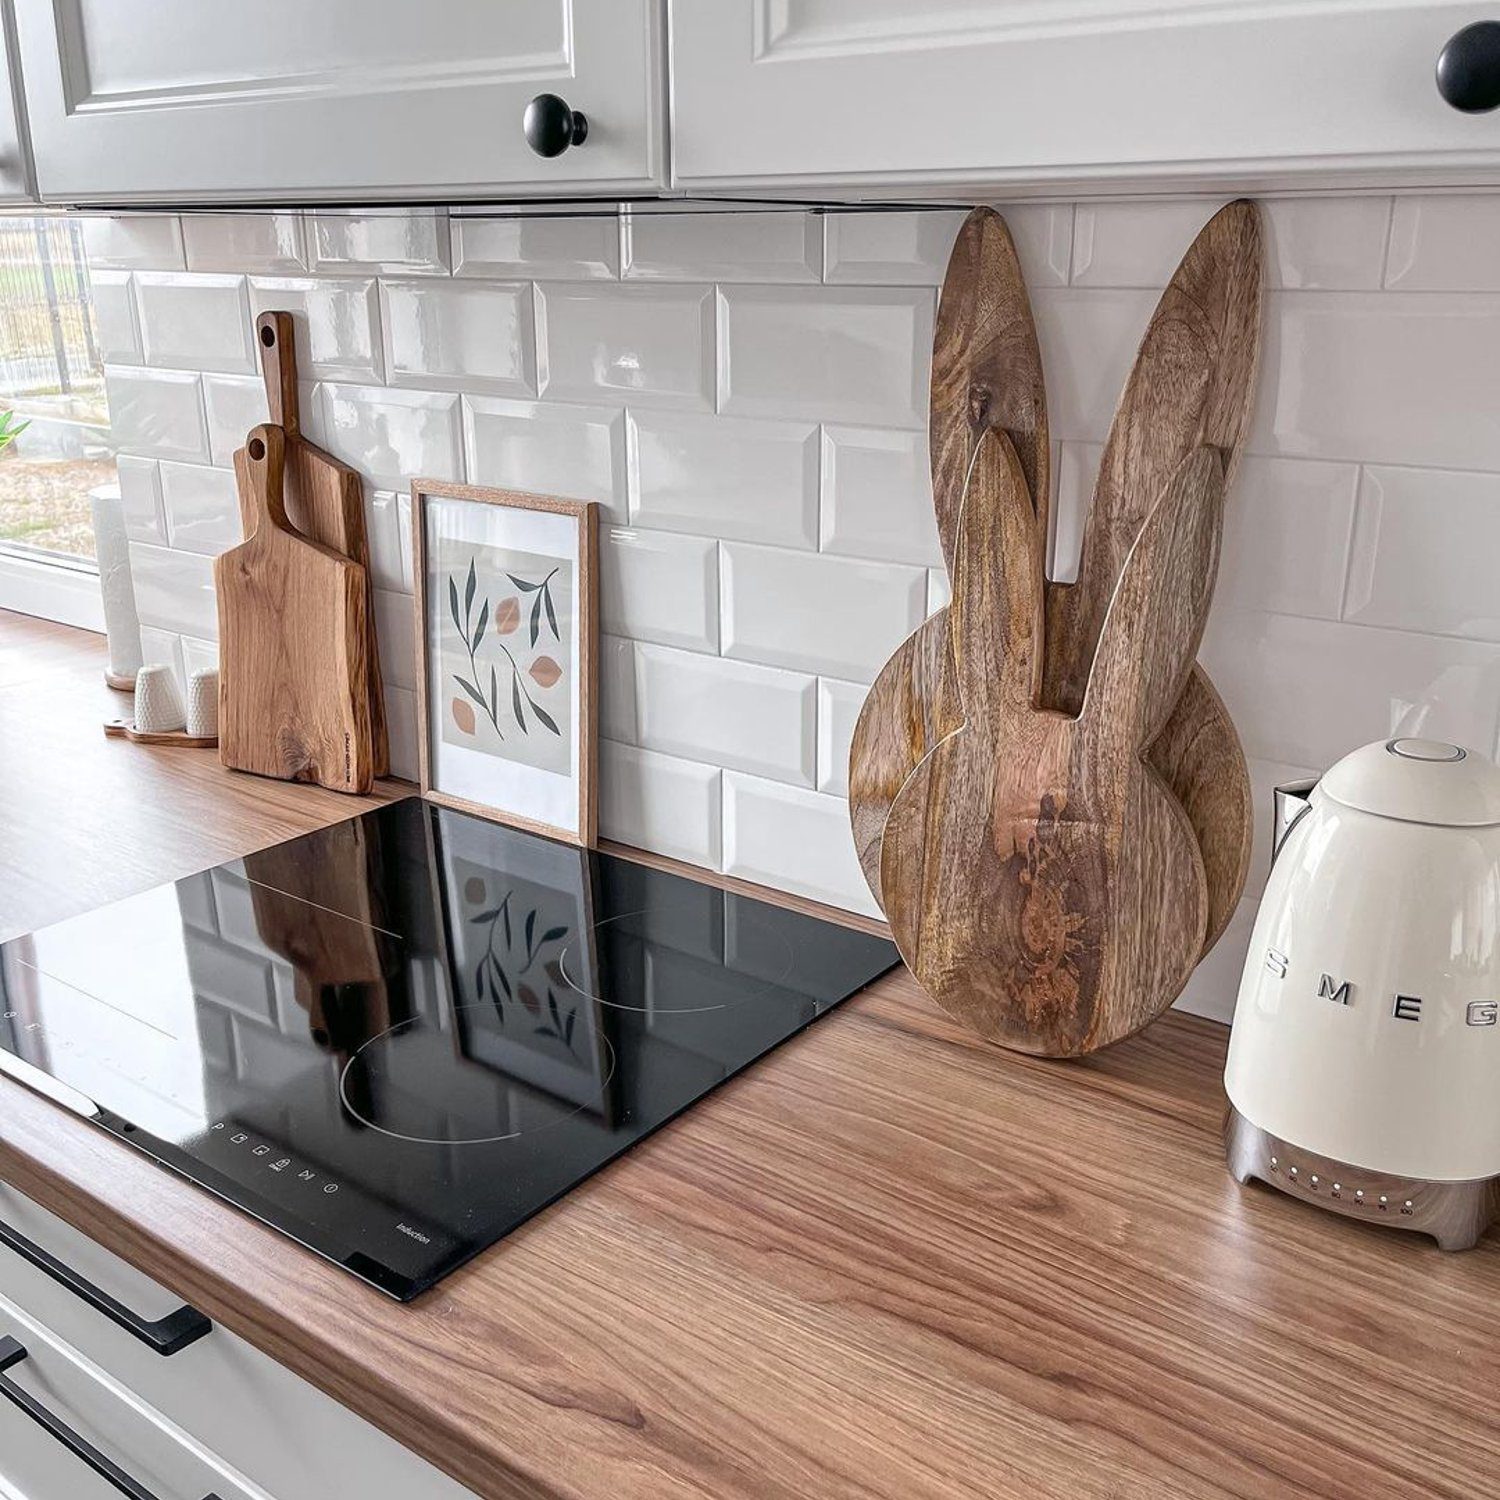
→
(1, 612, 1498, 1499)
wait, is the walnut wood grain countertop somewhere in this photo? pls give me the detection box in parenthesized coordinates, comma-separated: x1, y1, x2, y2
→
(1, 611, 1497, 1499)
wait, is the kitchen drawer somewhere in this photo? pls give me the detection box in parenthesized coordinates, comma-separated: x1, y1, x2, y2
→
(0, 1287, 257, 1500)
(0, 1184, 475, 1500)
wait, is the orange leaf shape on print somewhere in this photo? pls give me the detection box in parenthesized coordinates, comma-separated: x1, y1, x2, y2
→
(518, 984, 542, 1016)
(451, 697, 476, 735)
(528, 655, 562, 688)
(495, 597, 521, 635)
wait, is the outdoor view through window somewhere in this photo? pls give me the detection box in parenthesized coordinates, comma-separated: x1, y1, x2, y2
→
(0, 216, 111, 567)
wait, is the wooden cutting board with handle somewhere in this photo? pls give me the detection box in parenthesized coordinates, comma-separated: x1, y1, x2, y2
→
(880, 431, 1224, 1056)
(850, 199, 1260, 958)
(216, 423, 375, 793)
(236, 311, 388, 776)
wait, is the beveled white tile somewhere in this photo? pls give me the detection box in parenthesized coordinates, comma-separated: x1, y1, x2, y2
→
(1219, 455, 1357, 620)
(998, 202, 1074, 289)
(624, 208, 820, 282)
(453, 212, 619, 280)
(816, 676, 867, 796)
(1386, 194, 1500, 291)
(92, 272, 141, 364)
(1029, 289, 1158, 443)
(537, 284, 715, 410)
(82, 216, 184, 271)
(927, 568, 951, 614)
(381, 280, 535, 396)
(634, 642, 816, 786)
(1049, 440, 1092, 585)
(464, 397, 628, 521)
(247, 277, 382, 383)
(372, 588, 415, 692)
(722, 772, 880, 918)
(364, 490, 410, 593)
(599, 635, 636, 744)
(134, 273, 255, 373)
(317, 383, 463, 492)
(308, 211, 450, 275)
(819, 424, 940, 564)
(718, 286, 932, 428)
(631, 411, 817, 547)
(721, 542, 926, 682)
(1245, 757, 1319, 893)
(114, 455, 164, 543)
(138, 626, 185, 690)
(1200, 607, 1500, 769)
(823, 209, 964, 286)
(600, 740, 721, 868)
(201, 374, 270, 466)
(599, 527, 718, 651)
(1174, 898, 1258, 1023)
(128, 542, 217, 637)
(1073, 198, 1387, 290)
(183, 214, 307, 274)
(181, 635, 218, 680)
(383, 683, 419, 781)
(159, 461, 240, 555)
(1345, 465, 1500, 642)
(1250, 290, 1500, 470)
(104, 367, 208, 462)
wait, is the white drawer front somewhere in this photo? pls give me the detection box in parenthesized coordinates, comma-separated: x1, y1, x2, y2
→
(0, 1185, 476, 1500)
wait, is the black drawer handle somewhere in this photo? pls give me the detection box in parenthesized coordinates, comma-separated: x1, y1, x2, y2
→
(0, 1336, 222, 1500)
(0, 1219, 210, 1357)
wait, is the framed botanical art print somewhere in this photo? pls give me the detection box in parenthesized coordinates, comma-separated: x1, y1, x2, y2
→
(412, 480, 597, 845)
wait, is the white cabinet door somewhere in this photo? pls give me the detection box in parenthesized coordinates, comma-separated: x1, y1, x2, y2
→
(14, 0, 665, 203)
(671, 2, 1500, 192)
(0, 5, 35, 202)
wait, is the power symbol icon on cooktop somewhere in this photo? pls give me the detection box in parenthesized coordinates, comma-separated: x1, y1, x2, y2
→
(323, 1183, 339, 1195)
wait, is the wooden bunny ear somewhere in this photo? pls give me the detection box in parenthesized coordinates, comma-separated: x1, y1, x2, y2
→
(1044, 199, 1260, 716)
(949, 427, 1044, 721)
(929, 207, 1050, 575)
(1080, 446, 1224, 755)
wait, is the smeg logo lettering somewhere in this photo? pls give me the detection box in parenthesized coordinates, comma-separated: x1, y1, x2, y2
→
(1263, 950, 1498, 1028)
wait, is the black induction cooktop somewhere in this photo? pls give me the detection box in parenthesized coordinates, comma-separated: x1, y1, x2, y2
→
(0, 800, 896, 1300)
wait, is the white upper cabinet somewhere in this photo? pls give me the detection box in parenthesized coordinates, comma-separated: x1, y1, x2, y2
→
(0, 6, 35, 201)
(13, 0, 665, 203)
(670, 2, 1500, 193)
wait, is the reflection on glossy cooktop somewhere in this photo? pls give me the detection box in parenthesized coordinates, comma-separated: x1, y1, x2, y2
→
(0, 800, 897, 1299)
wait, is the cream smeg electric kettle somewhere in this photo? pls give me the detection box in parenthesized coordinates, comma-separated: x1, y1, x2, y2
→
(1224, 737, 1500, 1249)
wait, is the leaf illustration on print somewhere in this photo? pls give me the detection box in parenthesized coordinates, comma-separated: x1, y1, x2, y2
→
(451, 697, 476, 735)
(495, 596, 520, 635)
(529, 656, 562, 689)
(447, 558, 503, 739)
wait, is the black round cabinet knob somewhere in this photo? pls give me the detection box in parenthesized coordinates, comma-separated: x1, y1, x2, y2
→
(1437, 21, 1500, 113)
(524, 94, 589, 157)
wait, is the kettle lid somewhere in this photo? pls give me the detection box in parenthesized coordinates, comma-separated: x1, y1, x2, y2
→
(1320, 738, 1500, 827)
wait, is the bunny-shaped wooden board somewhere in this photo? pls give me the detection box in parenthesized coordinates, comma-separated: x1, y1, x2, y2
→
(880, 432, 1225, 1056)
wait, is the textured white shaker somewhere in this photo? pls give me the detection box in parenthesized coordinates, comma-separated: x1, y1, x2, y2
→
(133, 662, 186, 733)
(186, 666, 219, 739)
(90, 484, 143, 687)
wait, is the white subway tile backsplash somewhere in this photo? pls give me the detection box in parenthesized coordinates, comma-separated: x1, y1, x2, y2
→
(624, 208, 820, 282)
(1201, 608, 1500, 768)
(129, 542, 217, 638)
(722, 772, 880, 918)
(721, 542, 927, 681)
(308, 211, 450, 275)
(718, 286, 932, 428)
(114, 455, 165, 543)
(134, 272, 255, 373)
(927, 568, 951, 614)
(537, 283, 715, 409)
(600, 527, 718, 651)
(464, 397, 628, 520)
(1000, 203, 1074, 289)
(383, 683, 419, 780)
(372, 588, 415, 692)
(183, 214, 306, 274)
(159, 461, 240, 555)
(201, 374, 270, 466)
(137, 625, 185, 689)
(1175, 898, 1258, 1023)
(599, 635, 637, 744)
(381, 280, 535, 396)
(452, 213, 619, 280)
(1029, 288, 1158, 443)
(816, 677, 867, 797)
(364, 490, 410, 593)
(1245, 756, 1319, 894)
(631, 411, 818, 548)
(92, 272, 141, 364)
(1385, 194, 1500, 291)
(83, 216, 184, 271)
(181, 634, 218, 682)
(820, 424, 940, 564)
(317, 383, 463, 492)
(247, 277, 382, 383)
(635, 642, 816, 786)
(1345, 465, 1500, 642)
(600, 741, 721, 868)
(105, 367, 207, 462)
(823, 210, 963, 286)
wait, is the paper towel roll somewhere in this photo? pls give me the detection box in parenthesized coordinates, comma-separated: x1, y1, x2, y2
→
(90, 484, 143, 687)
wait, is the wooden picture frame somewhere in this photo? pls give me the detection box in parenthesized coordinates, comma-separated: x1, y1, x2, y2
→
(411, 479, 597, 846)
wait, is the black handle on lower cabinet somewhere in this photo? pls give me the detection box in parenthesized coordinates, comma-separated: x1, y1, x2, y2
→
(523, 92, 589, 156)
(1438, 20, 1500, 112)
(0, 1218, 211, 1356)
(0, 1337, 222, 1500)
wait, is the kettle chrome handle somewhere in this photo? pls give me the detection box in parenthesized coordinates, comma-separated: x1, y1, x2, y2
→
(1271, 778, 1319, 865)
